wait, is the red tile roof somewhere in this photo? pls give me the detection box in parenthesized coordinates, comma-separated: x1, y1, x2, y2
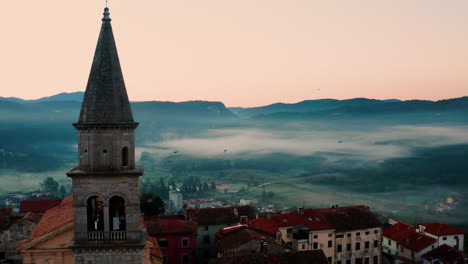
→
(419, 222, 464, 236)
(18, 195, 73, 247)
(20, 199, 62, 214)
(144, 215, 197, 235)
(421, 244, 468, 264)
(215, 225, 280, 253)
(247, 209, 333, 236)
(384, 222, 436, 252)
(209, 250, 330, 264)
(186, 206, 255, 226)
(383, 222, 415, 242)
(316, 205, 381, 232)
(398, 230, 437, 252)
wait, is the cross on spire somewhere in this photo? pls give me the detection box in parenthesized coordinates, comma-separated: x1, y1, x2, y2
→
(105, 0, 108, 7)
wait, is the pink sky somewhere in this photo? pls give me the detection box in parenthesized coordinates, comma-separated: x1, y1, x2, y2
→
(1, 0, 468, 107)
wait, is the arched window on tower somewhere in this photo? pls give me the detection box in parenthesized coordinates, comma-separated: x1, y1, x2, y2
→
(87, 196, 104, 231)
(109, 196, 126, 231)
(122, 147, 129, 167)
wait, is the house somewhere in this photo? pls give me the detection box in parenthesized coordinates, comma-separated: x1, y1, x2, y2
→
(215, 225, 287, 258)
(18, 196, 163, 264)
(418, 223, 464, 251)
(209, 250, 331, 264)
(19, 199, 62, 214)
(317, 205, 383, 264)
(184, 206, 256, 264)
(0, 208, 42, 263)
(421, 244, 468, 264)
(145, 215, 197, 264)
(383, 221, 437, 263)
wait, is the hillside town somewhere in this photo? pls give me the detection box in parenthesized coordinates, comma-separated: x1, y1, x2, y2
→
(0, 4, 466, 264)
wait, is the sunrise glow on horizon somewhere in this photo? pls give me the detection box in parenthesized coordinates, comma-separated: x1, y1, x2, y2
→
(1, 0, 468, 107)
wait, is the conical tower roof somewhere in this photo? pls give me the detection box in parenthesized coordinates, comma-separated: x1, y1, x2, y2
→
(77, 8, 134, 124)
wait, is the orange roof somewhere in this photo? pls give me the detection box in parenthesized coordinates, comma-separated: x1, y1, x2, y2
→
(147, 235, 164, 259)
(19, 195, 73, 247)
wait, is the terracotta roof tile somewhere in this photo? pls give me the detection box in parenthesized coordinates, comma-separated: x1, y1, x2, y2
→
(383, 222, 415, 242)
(209, 250, 330, 264)
(216, 225, 280, 252)
(144, 215, 197, 235)
(19, 199, 62, 214)
(147, 235, 164, 259)
(398, 230, 437, 252)
(419, 222, 464, 236)
(186, 206, 255, 226)
(316, 205, 381, 232)
(421, 244, 468, 264)
(19, 195, 73, 246)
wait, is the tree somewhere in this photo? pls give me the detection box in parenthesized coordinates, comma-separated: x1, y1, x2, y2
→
(41, 177, 59, 197)
(140, 193, 165, 216)
(59, 185, 67, 198)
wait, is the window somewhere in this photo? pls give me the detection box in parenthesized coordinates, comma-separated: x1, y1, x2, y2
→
(365, 241, 370, 249)
(302, 244, 306, 250)
(87, 196, 104, 231)
(204, 225, 209, 231)
(346, 244, 351, 251)
(356, 258, 363, 264)
(109, 196, 126, 231)
(337, 261, 342, 264)
(365, 231, 370, 235)
(287, 242, 293, 248)
(364, 257, 370, 264)
(373, 256, 378, 264)
(313, 242, 318, 249)
(443, 237, 447, 240)
(328, 257, 332, 263)
(328, 233, 332, 237)
(374, 230, 379, 234)
(287, 228, 293, 237)
(163, 255, 167, 264)
(347, 233, 351, 237)
(203, 235, 210, 244)
(400, 246, 404, 252)
(346, 260, 351, 264)
(337, 245, 343, 252)
(388, 240, 391, 246)
(455, 236, 459, 240)
(328, 240, 333, 248)
(356, 242, 361, 250)
(182, 238, 189, 248)
(122, 147, 129, 167)
(374, 240, 378, 247)
(336, 234, 344, 238)
(356, 232, 361, 236)
(314, 234, 318, 239)
(182, 255, 189, 264)
(158, 239, 168, 248)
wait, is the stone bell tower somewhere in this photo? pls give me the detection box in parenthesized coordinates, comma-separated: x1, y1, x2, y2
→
(67, 7, 145, 264)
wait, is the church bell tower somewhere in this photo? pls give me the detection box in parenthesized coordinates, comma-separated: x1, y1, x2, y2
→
(67, 7, 145, 264)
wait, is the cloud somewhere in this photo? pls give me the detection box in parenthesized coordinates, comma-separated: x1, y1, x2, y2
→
(140, 125, 468, 161)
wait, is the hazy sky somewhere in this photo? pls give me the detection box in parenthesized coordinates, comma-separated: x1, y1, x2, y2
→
(1, 1, 468, 107)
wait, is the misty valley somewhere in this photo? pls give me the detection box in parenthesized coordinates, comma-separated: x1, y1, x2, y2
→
(0, 94, 467, 230)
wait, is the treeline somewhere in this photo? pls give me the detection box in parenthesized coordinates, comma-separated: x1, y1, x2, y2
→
(141, 176, 217, 199)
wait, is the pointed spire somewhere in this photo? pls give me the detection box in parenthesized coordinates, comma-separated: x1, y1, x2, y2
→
(77, 8, 134, 124)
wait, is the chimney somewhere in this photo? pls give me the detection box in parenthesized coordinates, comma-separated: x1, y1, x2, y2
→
(298, 207, 304, 215)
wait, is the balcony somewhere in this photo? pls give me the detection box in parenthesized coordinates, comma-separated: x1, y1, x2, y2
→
(87, 231, 127, 242)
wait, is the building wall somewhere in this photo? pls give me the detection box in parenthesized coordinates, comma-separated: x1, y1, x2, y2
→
(196, 223, 233, 264)
(398, 244, 435, 263)
(1, 218, 37, 263)
(309, 229, 335, 262)
(157, 233, 196, 264)
(22, 228, 75, 264)
(424, 233, 464, 251)
(334, 228, 382, 264)
(382, 237, 398, 255)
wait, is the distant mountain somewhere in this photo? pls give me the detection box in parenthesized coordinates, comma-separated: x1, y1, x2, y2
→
(253, 97, 468, 123)
(231, 98, 393, 117)
(0, 92, 84, 104)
